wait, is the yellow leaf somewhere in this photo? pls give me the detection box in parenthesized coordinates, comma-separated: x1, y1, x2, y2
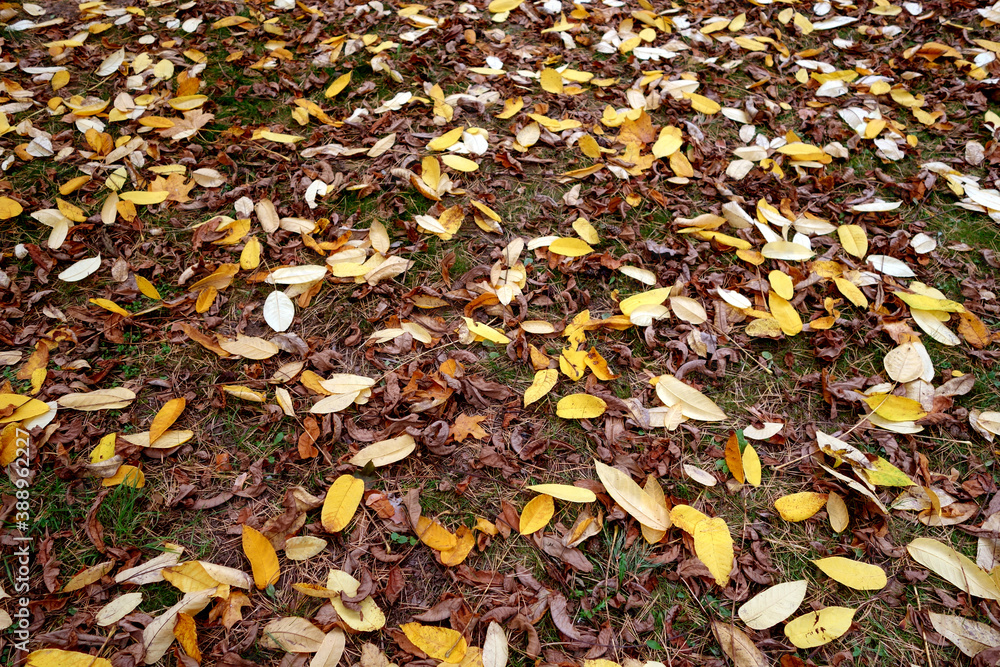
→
(120, 190, 169, 205)
(416, 516, 458, 551)
(559, 347, 587, 381)
(222, 385, 265, 402)
(427, 126, 465, 151)
(59, 175, 90, 195)
(135, 275, 161, 299)
(670, 505, 709, 534)
(400, 623, 468, 664)
(540, 68, 564, 94)
(149, 397, 185, 444)
(894, 291, 965, 313)
(496, 96, 523, 119)
(583, 347, 617, 381)
(162, 561, 220, 593)
(640, 475, 668, 544)
(768, 270, 794, 300)
(524, 369, 558, 407)
(618, 288, 672, 316)
(257, 130, 305, 144)
(325, 71, 352, 98)
(572, 217, 600, 244)
(813, 557, 887, 590)
(519, 494, 554, 535)
(242, 524, 280, 590)
(101, 464, 144, 488)
(441, 154, 479, 172)
(594, 460, 670, 531)
(834, 277, 869, 308)
(240, 236, 261, 269)
(683, 92, 721, 114)
(742, 443, 761, 487)
(526, 484, 596, 503)
(57, 388, 136, 412)
(864, 393, 927, 422)
(439, 526, 476, 567)
(694, 517, 734, 587)
(463, 317, 511, 345)
(652, 125, 683, 158)
(26, 649, 113, 667)
(837, 225, 868, 258)
(169, 95, 208, 110)
(90, 433, 116, 463)
(321, 475, 365, 532)
(578, 134, 602, 158)
(89, 298, 129, 316)
(827, 491, 849, 533)
(285, 536, 328, 561)
(556, 394, 607, 419)
(768, 292, 802, 336)
(774, 492, 828, 522)
(784, 607, 856, 648)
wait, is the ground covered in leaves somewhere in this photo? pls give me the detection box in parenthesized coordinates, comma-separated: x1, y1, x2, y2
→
(3, 0, 1000, 665)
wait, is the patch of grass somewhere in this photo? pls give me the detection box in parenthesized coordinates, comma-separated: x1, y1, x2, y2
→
(99, 483, 157, 548)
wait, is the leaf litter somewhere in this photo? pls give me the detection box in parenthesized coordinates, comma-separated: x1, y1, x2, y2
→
(1, 0, 1000, 665)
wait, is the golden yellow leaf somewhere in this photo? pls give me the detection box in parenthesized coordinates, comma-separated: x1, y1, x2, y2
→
(488, 0, 524, 12)
(102, 465, 144, 488)
(571, 217, 600, 244)
(89, 298, 129, 317)
(222, 385, 265, 402)
(524, 369, 558, 407)
(784, 607, 855, 648)
(149, 397, 185, 444)
(834, 277, 869, 308)
(441, 154, 479, 172)
(427, 127, 465, 151)
(540, 68, 563, 94)
(774, 492, 828, 522)
(670, 505, 709, 534)
(519, 494, 554, 535)
(683, 92, 721, 114)
(439, 526, 476, 567)
(837, 225, 868, 258)
(325, 71, 352, 98)
(416, 516, 458, 551)
(321, 475, 365, 532)
(742, 443, 761, 487)
(813, 557, 887, 590)
(401, 623, 468, 663)
(162, 561, 220, 593)
(242, 524, 280, 590)
(556, 394, 606, 419)
(120, 190, 169, 205)
(768, 270, 794, 300)
(526, 484, 596, 503)
(26, 649, 113, 667)
(135, 275, 161, 299)
(0, 196, 24, 220)
(693, 517, 733, 586)
(548, 237, 593, 257)
(768, 292, 802, 336)
(240, 236, 261, 270)
(864, 394, 927, 422)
